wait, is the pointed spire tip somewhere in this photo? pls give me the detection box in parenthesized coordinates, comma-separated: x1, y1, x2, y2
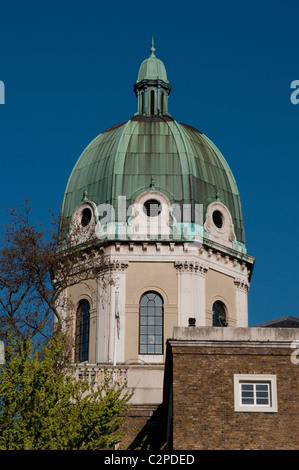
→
(150, 36, 155, 57)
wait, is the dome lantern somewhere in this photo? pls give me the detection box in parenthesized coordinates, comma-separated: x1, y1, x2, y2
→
(134, 39, 171, 116)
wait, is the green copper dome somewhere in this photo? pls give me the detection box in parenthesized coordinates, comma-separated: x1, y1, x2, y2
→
(61, 45, 245, 244)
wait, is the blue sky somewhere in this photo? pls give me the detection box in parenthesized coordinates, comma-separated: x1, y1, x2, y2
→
(0, 0, 298, 326)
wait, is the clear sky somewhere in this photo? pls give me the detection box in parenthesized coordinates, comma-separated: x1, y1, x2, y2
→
(0, 0, 298, 326)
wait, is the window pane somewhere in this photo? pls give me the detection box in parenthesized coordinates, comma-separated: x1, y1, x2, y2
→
(147, 293, 156, 301)
(148, 306, 155, 316)
(256, 398, 269, 405)
(256, 391, 268, 398)
(242, 384, 254, 391)
(140, 306, 147, 316)
(242, 398, 255, 405)
(256, 384, 268, 391)
(148, 335, 155, 344)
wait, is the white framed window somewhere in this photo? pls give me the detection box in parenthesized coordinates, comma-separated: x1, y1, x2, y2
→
(234, 374, 278, 413)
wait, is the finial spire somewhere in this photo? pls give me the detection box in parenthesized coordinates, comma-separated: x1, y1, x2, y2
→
(150, 36, 155, 57)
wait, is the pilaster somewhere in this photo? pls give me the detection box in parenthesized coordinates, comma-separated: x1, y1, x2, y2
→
(174, 260, 208, 327)
(234, 278, 249, 327)
(96, 259, 128, 363)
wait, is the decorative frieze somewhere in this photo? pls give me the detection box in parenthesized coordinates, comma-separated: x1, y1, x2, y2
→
(174, 260, 208, 276)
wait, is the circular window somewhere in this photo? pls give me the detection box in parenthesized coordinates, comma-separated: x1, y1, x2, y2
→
(212, 210, 223, 229)
(143, 199, 162, 217)
(81, 208, 92, 227)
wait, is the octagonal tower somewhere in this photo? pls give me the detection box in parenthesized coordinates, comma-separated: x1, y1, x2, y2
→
(60, 42, 254, 400)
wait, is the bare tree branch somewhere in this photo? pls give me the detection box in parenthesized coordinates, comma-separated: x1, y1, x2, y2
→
(0, 201, 109, 351)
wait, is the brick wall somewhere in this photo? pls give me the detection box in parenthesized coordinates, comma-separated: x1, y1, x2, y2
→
(120, 405, 166, 450)
(167, 336, 299, 450)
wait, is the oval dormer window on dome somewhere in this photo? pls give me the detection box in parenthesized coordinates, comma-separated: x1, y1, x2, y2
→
(81, 207, 92, 227)
(205, 201, 236, 248)
(70, 201, 97, 245)
(212, 210, 223, 229)
(143, 199, 162, 217)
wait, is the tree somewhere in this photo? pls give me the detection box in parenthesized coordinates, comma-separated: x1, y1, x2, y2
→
(0, 203, 134, 449)
(0, 202, 58, 344)
(0, 334, 132, 450)
(0, 201, 109, 351)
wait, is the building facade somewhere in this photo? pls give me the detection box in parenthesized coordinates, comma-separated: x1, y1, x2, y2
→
(58, 43, 299, 449)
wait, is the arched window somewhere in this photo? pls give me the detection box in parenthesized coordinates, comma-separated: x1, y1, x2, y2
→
(75, 299, 90, 362)
(139, 292, 163, 354)
(212, 301, 228, 327)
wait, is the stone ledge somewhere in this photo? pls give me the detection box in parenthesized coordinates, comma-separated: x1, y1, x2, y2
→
(171, 326, 299, 343)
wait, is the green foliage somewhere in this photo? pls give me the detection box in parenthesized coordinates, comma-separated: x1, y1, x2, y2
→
(0, 335, 132, 450)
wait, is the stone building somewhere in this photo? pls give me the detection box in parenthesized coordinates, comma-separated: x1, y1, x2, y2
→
(59, 42, 299, 449)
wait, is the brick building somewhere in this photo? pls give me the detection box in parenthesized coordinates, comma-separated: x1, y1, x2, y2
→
(162, 326, 299, 450)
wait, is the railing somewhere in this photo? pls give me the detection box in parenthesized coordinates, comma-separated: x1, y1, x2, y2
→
(73, 363, 165, 405)
(74, 364, 128, 388)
